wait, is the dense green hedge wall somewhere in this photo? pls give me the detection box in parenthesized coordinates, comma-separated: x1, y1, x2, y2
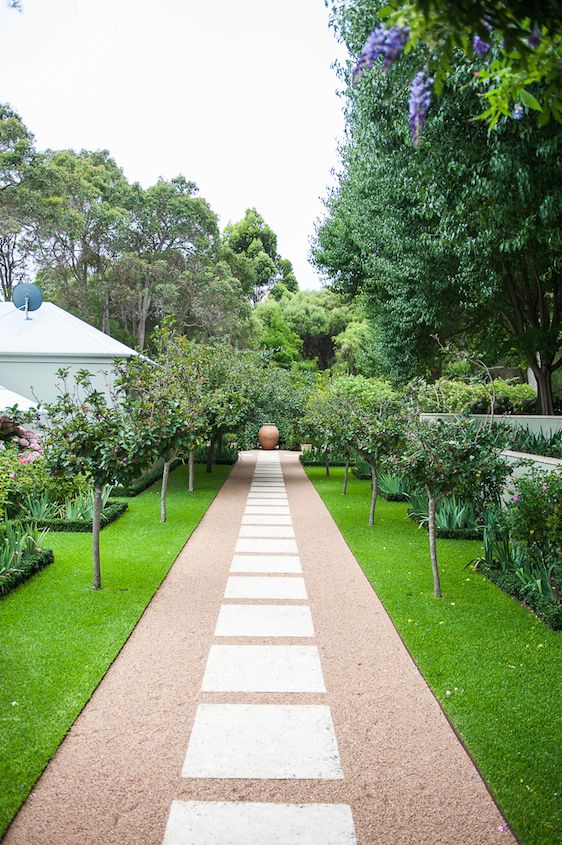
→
(478, 563, 562, 630)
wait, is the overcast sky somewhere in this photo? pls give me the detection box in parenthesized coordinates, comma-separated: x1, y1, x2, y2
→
(0, 0, 347, 290)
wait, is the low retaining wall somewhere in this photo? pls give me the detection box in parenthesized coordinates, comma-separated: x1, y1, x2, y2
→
(420, 413, 562, 437)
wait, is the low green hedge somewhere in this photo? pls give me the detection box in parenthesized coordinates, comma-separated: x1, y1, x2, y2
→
(477, 563, 562, 630)
(19, 501, 128, 533)
(114, 461, 180, 497)
(0, 549, 54, 598)
(195, 445, 239, 465)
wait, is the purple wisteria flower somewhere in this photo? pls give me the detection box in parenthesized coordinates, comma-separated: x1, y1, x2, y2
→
(512, 103, 525, 120)
(409, 69, 433, 146)
(353, 24, 409, 82)
(527, 27, 542, 49)
(473, 34, 491, 56)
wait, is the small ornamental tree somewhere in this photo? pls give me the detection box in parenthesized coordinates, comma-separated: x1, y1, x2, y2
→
(304, 382, 362, 493)
(399, 417, 510, 597)
(353, 402, 407, 525)
(42, 369, 156, 589)
(116, 338, 208, 520)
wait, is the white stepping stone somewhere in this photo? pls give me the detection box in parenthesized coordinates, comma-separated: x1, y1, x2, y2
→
(202, 644, 323, 692)
(242, 515, 292, 525)
(162, 801, 356, 845)
(239, 525, 295, 539)
(215, 604, 313, 637)
(247, 491, 287, 497)
(235, 538, 296, 553)
(246, 498, 288, 507)
(182, 704, 343, 779)
(244, 507, 290, 517)
(230, 555, 302, 573)
(224, 576, 306, 600)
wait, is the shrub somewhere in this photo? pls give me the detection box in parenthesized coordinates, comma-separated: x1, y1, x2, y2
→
(506, 427, 562, 459)
(415, 378, 536, 415)
(0, 521, 53, 597)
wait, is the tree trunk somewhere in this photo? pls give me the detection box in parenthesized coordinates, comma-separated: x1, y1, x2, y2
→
(161, 457, 174, 523)
(343, 459, 349, 495)
(206, 435, 216, 473)
(102, 294, 110, 334)
(426, 489, 442, 598)
(369, 463, 378, 526)
(324, 452, 330, 477)
(531, 363, 555, 415)
(188, 449, 195, 492)
(92, 485, 103, 590)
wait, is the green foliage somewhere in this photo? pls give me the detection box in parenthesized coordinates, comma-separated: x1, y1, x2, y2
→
(240, 363, 313, 450)
(254, 298, 303, 366)
(308, 466, 562, 844)
(194, 445, 239, 465)
(376, 0, 562, 129)
(506, 426, 562, 458)
(415, 378, 537, 414)
(315, 3, 562, 412)
(377, 470, 412, 500)
(19, 501, 128, 533)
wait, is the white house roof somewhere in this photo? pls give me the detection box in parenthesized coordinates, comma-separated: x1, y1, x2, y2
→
(0, 385, 36, 412)
(0, 302, 137, 358)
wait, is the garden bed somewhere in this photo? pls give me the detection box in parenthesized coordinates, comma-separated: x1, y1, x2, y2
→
(476, 562, 562, 631)
(17, 501, 128, 532)
(0, 548, 54, 598)
(407, 512, 484, 540)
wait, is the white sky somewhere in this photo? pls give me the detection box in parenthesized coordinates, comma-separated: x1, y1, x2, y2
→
(0, 0, 347, 290)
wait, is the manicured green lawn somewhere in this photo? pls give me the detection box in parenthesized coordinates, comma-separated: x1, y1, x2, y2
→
(0, 464, 230, 838)
(307, 467, 561, 845)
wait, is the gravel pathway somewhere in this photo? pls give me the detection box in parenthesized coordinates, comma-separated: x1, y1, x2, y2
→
(3, 451, 515, 845)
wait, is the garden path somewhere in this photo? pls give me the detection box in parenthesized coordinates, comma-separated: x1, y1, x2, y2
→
(4, 451, 514, 845)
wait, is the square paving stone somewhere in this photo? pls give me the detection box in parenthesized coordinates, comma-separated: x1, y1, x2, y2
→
(247, 491, 288, 497)
(239, 525, 295, 539)
(244, 507, 290, 517)
(201, 644, 323, 691)
(162, 800, 357, 845)
(224, 576, 307, 600)
(242, 514, 292, 525)
(230, 555, 302, 573)
(181, 704, 343, 779)
(235, 538, 296, 553)
(245, 499, 289, 507)
(214, 603, 313, 637)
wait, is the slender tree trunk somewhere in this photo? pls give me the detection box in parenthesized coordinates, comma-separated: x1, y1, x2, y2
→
(102, 294, 110, 334)
(324, 452, 330, 477)
(343, 459, 349, 495)
(188, 449, 195, 492)
(426, 488, 442, 598)
(206, 435, 216, 473)
(369, 463, 378, 526)
(92, 485, 103, 590)
(161, 456, 174, 523)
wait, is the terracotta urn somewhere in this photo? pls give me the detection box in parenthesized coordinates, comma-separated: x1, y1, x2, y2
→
(258, 423, 280, 450)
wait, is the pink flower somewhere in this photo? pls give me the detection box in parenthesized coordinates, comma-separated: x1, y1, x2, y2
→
(513, 493, 519, 503)
(8, 472, 15, 479)
(542, 484, 548, 493)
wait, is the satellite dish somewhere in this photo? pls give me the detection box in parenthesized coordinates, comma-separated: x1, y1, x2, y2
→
(12, 283, 43, 320)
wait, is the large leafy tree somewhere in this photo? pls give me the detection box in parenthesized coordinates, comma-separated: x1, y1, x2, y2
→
(315, 0, 562, 412)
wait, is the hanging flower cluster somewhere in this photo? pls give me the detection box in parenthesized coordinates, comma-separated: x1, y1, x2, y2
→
(409, 68, 433, 146)
(353, 24, 410, 82)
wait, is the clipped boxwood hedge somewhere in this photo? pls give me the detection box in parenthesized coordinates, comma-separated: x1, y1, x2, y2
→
(113, 461, 181, 497)
(0, 549, 54, 598)
(20, 501, 128, 533)
(477, 563, 562, 630)
(299, 452, 350, 468)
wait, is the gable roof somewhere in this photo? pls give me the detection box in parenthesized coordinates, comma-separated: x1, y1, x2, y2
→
(0, 385, 36, 412)
(0, 302, 137, 358)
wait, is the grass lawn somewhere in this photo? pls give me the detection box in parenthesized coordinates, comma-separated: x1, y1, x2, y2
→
(307, 467, 561, 845)
(0, 464, 230, 838)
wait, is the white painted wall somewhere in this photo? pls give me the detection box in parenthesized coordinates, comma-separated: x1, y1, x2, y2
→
(0, 355, 123, 406)
(420, 413, 562, 437)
